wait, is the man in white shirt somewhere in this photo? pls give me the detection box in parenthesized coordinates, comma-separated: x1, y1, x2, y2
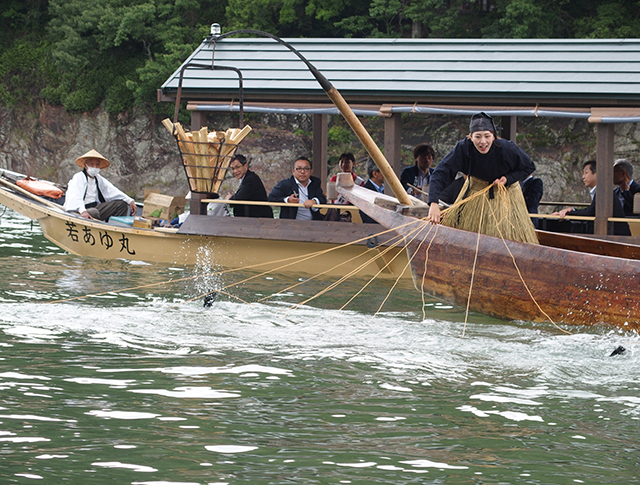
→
(268, 157, 327, 220)
(63, 149, 136, 221)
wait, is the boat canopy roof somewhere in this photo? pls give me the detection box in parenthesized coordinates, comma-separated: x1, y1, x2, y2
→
(161, 37, 640, 114)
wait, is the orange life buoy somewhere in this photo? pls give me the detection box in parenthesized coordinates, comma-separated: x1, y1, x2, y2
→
(16, 177, 64, 199)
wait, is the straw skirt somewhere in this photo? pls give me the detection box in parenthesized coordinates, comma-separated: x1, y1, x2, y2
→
(441, 177, 539, 245)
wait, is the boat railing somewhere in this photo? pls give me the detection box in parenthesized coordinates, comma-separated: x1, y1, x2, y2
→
(205, 198, 640, 225)
(538, 201, 590, 207)
(202, 197, 365, 217)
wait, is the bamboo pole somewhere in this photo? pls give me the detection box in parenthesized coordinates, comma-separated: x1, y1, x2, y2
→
(324, 87, 414, 207)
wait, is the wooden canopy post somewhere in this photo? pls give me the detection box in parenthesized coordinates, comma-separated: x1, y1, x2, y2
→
(384, 113, 402, 196)
(313, 113, 328, 190)
(501, 115, 517, 142)
(595, 122, 615, 235)
(191, 110, 206, 131)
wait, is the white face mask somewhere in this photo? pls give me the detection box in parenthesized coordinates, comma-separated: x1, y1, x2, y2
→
(86, 167, 101, 177)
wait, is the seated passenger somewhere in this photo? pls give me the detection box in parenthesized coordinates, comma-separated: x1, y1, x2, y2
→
(552, 160, 630, 235)
(226, 155, 273, 218)
(360, 159, 385, 224)
(613, 158, 640, 216)
(268, 157, 327, 220)
(329, 152, 365, 204)
(63, 149, 136, 221)
(401, 143, 435, 198)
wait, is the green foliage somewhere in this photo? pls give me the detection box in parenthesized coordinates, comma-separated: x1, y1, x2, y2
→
(225, 0, 371, 37)
(2, 0, 640, 113)
(573, 1, 640, 38)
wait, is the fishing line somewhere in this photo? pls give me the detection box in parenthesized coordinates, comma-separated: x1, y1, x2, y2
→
(167, 219, 426, 309)
(462, 199, 484, 338)
(419, 221, 441, 322)
(332, 220, 430, 316)
(256, 231, 409, 304)
(366, 219, 438, 323)
(486, 184, 571, 335)
(283, 221, 426, 314)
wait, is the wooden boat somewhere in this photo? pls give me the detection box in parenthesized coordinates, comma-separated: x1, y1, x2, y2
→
(0, 169, 411, 281)
(335, 174, 640, 329)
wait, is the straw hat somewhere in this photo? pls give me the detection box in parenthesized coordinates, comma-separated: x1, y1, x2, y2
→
(75, 149, 110, 169)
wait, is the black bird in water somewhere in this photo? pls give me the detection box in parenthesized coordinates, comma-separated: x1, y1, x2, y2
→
(203, 292, 217, 308)
(609, 345, 626, 357)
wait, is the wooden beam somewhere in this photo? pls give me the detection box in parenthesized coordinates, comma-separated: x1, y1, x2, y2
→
(312, 113, 328, 190)
(595, 123, 615, 235)
(384, 113, 402, 196)
(191, 111, 206, 131)
(501, 115, 517, 142)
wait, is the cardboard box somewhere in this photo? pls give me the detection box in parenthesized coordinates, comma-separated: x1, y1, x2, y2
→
(142, 193, 186, 221)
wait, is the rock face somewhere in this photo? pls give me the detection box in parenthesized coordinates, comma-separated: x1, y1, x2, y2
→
(1, 103, 639, 212)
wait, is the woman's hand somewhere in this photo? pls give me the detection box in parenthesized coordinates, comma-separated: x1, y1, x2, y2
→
(427, 202, 441, 224)
(493, 176, 507, 186)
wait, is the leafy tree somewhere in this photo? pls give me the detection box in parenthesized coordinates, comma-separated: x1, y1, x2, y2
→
(224, 0, 370, 37)
(572, 0, 640, 38)
(0, 0, 53, 106)
(3, 0, 640, 114)
(45, 0, 226, 114)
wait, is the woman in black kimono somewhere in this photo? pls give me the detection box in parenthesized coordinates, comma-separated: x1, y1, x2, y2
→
(426, 112, 538, 244)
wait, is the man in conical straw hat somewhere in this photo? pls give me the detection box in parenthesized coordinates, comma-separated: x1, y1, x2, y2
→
(63, 149, 137, 221)
(426, 112, 538, 244)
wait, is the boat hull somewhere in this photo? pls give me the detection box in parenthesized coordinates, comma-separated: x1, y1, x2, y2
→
(337, 182, 640, 329)
(0, 184, 410, 281)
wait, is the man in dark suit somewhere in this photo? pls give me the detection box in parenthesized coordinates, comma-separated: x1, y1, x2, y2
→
(521, 172, 544, 228)
(226, 155, 273, 218)
(613, 158, 640, 216)
(552, 160, 630, 235)
(360, 159, 385, 224)
(400, 143, 435, 197)
(268, 157, 327, 220)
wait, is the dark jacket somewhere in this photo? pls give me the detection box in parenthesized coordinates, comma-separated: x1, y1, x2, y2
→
(400, 165, 434, 192)
(521, 176, 544, 228)
(428, 138, 535, 205)
(229, 169, 273, 218)
(521, 176, 544, 214)
(614, 179, 640, 216)
(438, 177, 466, 206)
(268, 175, 327, 220)
(572, 191, 631, 236)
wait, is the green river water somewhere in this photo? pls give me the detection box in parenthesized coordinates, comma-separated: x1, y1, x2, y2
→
(0, 207, 638, 484)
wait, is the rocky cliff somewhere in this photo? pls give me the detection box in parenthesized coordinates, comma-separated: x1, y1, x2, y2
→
(1, 103, 639, 212)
